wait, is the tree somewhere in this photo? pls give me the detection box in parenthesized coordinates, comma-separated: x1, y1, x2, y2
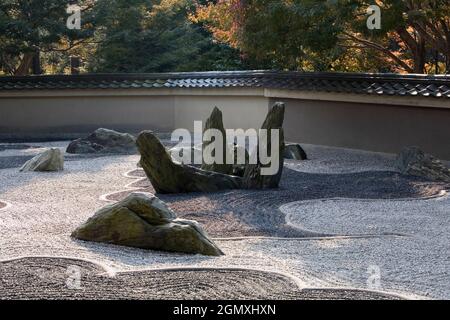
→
(195, 0, 450, 73)
(0, 0, 95, 75)
(90, 0, 245, 73)
(338, 0, 450, 73)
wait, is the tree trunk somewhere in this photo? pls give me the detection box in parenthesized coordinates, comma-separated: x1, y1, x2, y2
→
(14, 52, 34, 76)
(413, 46, 426, 74)
(32, 50, 41, 75)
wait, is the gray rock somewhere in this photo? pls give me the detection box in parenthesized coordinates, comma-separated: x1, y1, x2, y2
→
(395, 146, 450, 182)
(66, 128, 137, 154)
(243, 102, 285, 189)
(72, 193, 223, 256)
(137, 131, 242, 194)
(137, 104, 287, 194)
(20, 148, 64, 172)
(284, 143, 307, 160)
(201, 107, 233, 174)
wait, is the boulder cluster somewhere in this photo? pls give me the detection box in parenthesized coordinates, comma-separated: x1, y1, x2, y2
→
(137, 102, 287, 194)
(72, 103, 292, 255)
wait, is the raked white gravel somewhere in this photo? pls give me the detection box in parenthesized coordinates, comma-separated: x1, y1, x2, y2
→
(1, 142, 447, 299)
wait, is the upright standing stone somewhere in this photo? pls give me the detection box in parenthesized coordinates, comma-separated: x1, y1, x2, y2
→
(201, 107, 233, 175)
(243, 103, 285, 189)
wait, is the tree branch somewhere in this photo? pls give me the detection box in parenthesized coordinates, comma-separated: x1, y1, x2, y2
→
(339, 32, 414, 73)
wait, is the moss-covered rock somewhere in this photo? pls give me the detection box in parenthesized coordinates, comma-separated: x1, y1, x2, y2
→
(137, 131, 242, 194)
(72, 193, 224, 256)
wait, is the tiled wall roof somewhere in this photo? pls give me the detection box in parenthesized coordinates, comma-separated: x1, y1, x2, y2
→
(1, 71, 449, 98)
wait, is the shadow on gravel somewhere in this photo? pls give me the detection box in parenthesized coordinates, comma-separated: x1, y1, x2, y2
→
(105, 168, 447, 238)
(0, 257, 402, 300)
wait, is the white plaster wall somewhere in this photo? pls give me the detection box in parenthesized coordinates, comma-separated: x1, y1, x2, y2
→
(173, 95, 270, 131)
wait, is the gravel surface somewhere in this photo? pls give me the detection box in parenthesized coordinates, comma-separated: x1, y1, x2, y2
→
(1, 141, 448, 300)
(279, 196, 450, 298)
(285, 143, 398, 174)
(107, 167, 445, 238)
(0, 257, 401, 300)
(0, 141, 121, 170)
(0, 156, 35, 170)
(0, 144, 37, 152)
(0, 201, 6, 210)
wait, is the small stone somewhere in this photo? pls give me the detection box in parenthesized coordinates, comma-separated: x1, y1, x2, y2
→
(20, 148, 64, 172)
(284, 143, 307, 160)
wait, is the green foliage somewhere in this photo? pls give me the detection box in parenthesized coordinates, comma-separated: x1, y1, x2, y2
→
(0, 0, 95, 74)
(2, 0, 448, 74)
(0, 0, 244, 75)
(198, 0, 450, 73)
(90, 0, 245, 73)
(231, 0, 352, 70)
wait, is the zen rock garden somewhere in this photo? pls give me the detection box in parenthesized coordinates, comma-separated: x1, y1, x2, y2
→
(72, 103, 286, 254)
(2, 102, 450, 300)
